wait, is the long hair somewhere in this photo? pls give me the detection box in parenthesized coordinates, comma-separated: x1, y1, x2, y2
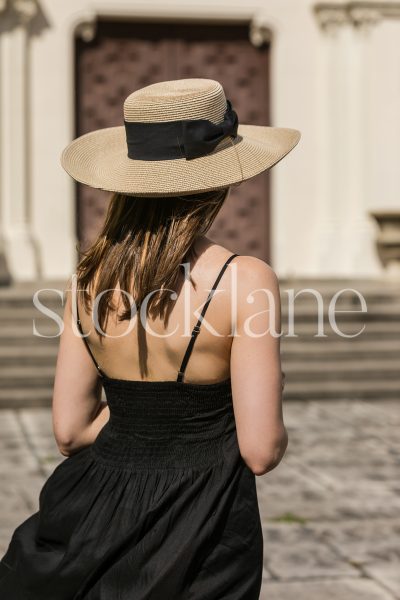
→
(75, 187, 230, 338)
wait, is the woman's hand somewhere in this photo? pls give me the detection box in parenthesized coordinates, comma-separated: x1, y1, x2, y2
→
(58, 400, 110, 457)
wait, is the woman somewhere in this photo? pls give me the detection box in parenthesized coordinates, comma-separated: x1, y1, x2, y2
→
(0, 78, 300, 599)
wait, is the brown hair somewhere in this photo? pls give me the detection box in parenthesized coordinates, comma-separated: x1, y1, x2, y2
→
(75, 187, 230, 338)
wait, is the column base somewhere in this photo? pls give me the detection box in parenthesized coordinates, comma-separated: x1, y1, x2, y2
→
(3, 231, 38, 281)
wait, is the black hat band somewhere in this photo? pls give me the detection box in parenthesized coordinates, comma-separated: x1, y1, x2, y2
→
(124, 99, 239, 161)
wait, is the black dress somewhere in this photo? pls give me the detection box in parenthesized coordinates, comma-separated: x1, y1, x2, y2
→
(0, 253, 263, 599)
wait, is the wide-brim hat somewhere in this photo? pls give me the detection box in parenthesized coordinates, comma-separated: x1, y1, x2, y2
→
(60, 78, 301, 197)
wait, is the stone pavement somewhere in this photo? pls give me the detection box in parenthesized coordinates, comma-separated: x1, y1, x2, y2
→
(0, 398, 399, 599)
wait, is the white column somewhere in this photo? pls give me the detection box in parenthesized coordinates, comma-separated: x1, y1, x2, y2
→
(313, 8, 382, 276)
(341, 20, 380, 275)
(313, 19, 342, 275)
(0, 1, 39, 281)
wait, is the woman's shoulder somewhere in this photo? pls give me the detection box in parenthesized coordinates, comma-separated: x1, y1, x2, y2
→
(232, 256, 280, 308)
(234, 254, 277, 277)
(199, 237, 278, 291)
(203, 237, 278, 281)
(219, 251, 279, 289)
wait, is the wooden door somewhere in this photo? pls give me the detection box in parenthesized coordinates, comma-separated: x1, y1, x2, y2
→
(75, 20, 270, 260)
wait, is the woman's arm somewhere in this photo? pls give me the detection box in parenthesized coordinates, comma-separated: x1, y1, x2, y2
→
(52, 279, 110, 457)
(57, 398, 110, 457)
(231, 256, 288, 476)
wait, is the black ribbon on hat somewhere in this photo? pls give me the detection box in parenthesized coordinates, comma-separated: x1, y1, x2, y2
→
(124, 99, 239, 161)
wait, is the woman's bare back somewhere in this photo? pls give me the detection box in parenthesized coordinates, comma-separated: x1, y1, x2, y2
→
(77, 236, 239, 384)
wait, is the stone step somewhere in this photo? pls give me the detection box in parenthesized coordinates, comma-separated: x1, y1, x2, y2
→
(0, 325, 64, 344)
(280, 304, 400, 321)
(0, 294, 65, 309)
(282, 338, 400, 349)
(280, 320, 400, 337)
(281, 338, 400, 359)
(279, 276, 400, 289)
(0, 346, 58, 365)
(0, 366, 55, 389)
(282, 378, 400, 400)
(0, 308, 64, 323)
(279, 290, 400, 303)
(281, 358, 400, 380)
(0, 387, 54, 409)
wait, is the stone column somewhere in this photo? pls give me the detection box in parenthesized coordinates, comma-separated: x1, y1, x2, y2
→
(0, 0, 40, 283)
(314, 4, 379, 275)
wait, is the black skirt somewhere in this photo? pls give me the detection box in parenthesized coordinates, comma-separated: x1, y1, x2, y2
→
(0, 377, 263, 599)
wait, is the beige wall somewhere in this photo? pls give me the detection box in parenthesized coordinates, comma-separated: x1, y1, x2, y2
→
(1, 0, 399, 281)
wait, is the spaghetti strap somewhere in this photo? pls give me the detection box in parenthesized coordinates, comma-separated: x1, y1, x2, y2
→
(177, 253, 239, 383)
(76, 296, 106, 378)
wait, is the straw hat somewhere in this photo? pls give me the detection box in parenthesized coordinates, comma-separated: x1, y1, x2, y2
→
(60, 78, 301, 197)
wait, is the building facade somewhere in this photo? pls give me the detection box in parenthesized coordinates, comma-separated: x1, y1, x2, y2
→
(1, 0, 399, 283)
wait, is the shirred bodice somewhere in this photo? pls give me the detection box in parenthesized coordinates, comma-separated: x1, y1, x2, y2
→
(92, 377, 235, 470)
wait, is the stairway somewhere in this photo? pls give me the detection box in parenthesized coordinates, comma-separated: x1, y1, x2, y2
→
(0, 278, 399, 407)
(280, 277, 400, 400)
(0, 281, 65, 408)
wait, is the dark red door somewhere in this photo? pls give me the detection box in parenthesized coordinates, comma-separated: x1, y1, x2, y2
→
(75, 20, 270, 260)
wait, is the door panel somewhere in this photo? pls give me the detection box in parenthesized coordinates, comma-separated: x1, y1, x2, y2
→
(75, 20, 270, 260)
